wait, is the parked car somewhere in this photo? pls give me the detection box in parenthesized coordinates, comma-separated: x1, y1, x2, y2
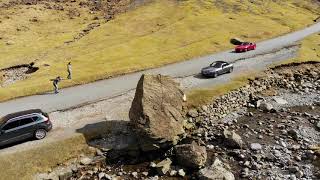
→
(235, 42, 256, 52)
(201, 61, 233, 78)
(0, 109, 52, 147)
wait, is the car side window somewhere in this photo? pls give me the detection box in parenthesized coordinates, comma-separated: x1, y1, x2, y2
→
(2, 120, 21, 131)
(32, 116, 41, 122)
(20, 118, 34, 126)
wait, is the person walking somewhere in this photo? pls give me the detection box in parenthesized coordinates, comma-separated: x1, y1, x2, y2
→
(67, 62, 72, 79)
(51, 76, 62, 94)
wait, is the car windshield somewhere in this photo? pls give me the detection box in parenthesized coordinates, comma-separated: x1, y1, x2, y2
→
(241, 42, 250, 45)
(210, 62, 224, 68)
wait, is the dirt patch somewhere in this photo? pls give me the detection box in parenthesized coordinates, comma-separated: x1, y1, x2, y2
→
(0, 62, 38, 87)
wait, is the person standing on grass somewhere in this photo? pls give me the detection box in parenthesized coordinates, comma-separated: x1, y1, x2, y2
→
(67, 62, 72, 79)
(51, 76, 62, 94)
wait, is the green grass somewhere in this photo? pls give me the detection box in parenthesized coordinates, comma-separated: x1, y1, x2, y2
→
(0, 0, 319, 101)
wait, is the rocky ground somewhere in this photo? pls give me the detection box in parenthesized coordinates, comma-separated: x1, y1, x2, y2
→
(0, 62, 38, 87)
(35, 62, 320, 180)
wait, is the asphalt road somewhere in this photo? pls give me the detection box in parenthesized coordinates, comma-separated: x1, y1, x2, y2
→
(0, 22, 319, 116)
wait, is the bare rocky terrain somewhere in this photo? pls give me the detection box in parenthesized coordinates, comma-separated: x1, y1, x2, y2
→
(35, 62, 320, 180)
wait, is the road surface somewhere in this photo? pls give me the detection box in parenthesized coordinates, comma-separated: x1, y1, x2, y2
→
(0, 22, 319, 116)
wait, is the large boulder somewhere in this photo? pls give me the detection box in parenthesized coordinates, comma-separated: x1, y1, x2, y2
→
(175, 141, 207, 169)
(198, 158, 235, 180)
(129, 74, 186, 151)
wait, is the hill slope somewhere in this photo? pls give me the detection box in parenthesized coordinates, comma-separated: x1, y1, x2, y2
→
(0, 0, 319, 100)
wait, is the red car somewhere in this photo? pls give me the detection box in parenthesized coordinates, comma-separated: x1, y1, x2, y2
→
(235, 42, 256, 53)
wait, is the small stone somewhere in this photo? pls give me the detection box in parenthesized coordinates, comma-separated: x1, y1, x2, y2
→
(243, 161, 250, 167)
(80, 157, 92, 165)
(316, 121, 320, 129)
(132, 172, 138, 178)
(295, 155, 302, 161)
(150, 162, 156, 167)
(273, 97, 288, 105)
(105, 174, 112, 180)
(98, 172, 106, 179)
(241, 168, 249, 177)
(178, 169, 186, 177)
(288, 166, 299, 173)
(188, 109, 199, 118)
(288, 129, 300, 141)
(223, 129, 244, 149)
(250, 143, 262, 151)
(142, 172, 148, 176)
(169, 170, 177, 176)
(295, 170, 303, 178)
(259, 102, 274, 112)
(155, 158, 172, 175)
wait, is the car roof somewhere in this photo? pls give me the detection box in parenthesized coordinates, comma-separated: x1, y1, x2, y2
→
(214, 61, 228, 64)
(0, 109, 45, 125)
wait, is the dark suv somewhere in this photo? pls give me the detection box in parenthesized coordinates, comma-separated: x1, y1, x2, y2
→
(0, 109, 52, 147)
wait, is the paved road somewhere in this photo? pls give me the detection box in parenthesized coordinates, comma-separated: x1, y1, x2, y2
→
(0, 22, 319, 116)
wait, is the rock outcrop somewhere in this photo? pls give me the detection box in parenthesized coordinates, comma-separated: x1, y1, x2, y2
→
(129, 74, 186, 151)
(230, 38, 244, 45)
(175, 141, 207, 169)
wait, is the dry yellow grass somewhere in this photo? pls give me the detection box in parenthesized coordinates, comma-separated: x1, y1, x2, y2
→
(277, 33, 320, 65)
(186, 73, 257, 108)
(0, 119, 111, 180)
(0, 135, 92, 180)
(0, 0, 319, 101)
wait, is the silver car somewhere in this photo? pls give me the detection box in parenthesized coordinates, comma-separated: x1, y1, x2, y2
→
(201, 61, 233, 78)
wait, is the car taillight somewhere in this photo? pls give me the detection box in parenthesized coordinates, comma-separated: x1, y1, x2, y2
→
(44, 117, 51, 124)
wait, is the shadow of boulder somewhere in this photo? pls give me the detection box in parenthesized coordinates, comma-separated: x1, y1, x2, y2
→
(76, 120, 173, 164)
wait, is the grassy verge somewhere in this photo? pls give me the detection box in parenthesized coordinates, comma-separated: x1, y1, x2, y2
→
(187, 73, 256, 108)
(276, 33, 320, 65)
(0, 135, 91, 180)
(0, 122, 111, 180)
(0, 0, 319, 101)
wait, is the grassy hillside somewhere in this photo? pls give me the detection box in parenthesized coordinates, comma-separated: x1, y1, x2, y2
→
(0, 0, 319, 101)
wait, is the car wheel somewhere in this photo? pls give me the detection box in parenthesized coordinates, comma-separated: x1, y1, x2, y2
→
(213, 73, 218, 78)
(244, 48, 248, 52)
(34, 129, 47, 140)
(229, 68, 233, 73)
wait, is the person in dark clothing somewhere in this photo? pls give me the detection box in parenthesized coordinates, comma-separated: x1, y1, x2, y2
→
(51, 76, 62, 94)
(67, 62, 72, 79)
